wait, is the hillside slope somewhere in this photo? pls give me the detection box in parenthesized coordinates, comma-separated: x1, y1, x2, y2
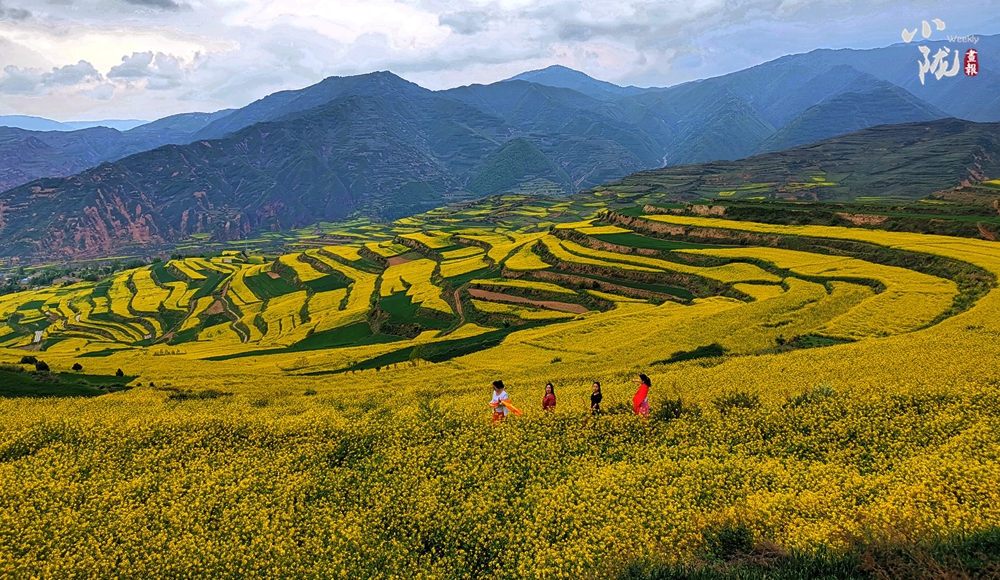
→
(600, 119, 1000, 202)
(0, 77, 511, 258)
(467, 138, 574, 196)
(0, 110, 233, 192)
(757, 78, 948, 153)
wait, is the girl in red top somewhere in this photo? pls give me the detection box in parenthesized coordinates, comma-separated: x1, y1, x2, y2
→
(632, 374, 650, 417)
(542, 382, 556, 411)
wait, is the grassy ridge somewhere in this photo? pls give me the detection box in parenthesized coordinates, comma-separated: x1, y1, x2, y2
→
(0, 367, 134, 398)
(621, 529, 1000, 579)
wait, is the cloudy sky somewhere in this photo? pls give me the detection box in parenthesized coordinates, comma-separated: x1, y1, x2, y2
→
(1, 0, 997, 121)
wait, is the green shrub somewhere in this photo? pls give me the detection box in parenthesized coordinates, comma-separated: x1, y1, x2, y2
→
(703, 521, 755, 561)
(167, 389, 232, 401)
(653, 397, 684, 421)
(712, 391, 760, 414)
(788, 383, 836, 406)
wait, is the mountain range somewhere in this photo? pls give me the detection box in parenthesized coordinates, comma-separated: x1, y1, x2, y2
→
(0, 116, 149, 132)
(0, 110, 234, 192)
(0, 34, 997, 259)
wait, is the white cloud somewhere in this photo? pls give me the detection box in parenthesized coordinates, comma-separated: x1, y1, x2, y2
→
(222, 0, 449, 50)
(0, 0, 31, 21)
(0, 0, 995, 120)
(123, 0, 182, 10)
(0, 19, 235, 76)
(0, 60, 104, 95)
(108, 52, 188, 90)
(85, 82, 117, 101)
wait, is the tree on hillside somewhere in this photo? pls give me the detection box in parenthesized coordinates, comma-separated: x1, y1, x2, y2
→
(72, 362, 83, 372)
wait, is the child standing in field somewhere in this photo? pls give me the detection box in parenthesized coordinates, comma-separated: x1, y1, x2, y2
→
(491, 380, 509, 423)
(542, 382, 556, 411)
(490, 380, 521, 422)
(632, 374, 651, 417)
(590, 381, 602, 415)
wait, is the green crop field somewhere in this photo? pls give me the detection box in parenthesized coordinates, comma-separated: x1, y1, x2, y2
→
(242, 272, 298, 299)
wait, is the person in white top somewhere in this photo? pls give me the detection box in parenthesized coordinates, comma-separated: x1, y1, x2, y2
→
(490, 380, 509, 423)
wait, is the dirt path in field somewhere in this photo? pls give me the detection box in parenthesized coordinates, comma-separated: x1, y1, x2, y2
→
(468, 289, 588, 314)
(218, 281, 249, 343)
(454, 290, 465, 322)
(205, 299, 225, 315)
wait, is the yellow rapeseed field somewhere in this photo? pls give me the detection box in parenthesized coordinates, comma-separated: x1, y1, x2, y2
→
(682, 246, 957, 332)
(1, 217, 1000, 578)
(380, 259, 453, 315)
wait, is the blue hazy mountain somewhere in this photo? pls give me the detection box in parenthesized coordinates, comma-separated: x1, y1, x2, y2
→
(0, 116, 148, 132)
(505, 65, 646, 100)
(129, 110, 234, 135)
(603, 118, 1000, 204)
(0, 110, 233, 191)
(1, 35, 997, 258)
(440, 80, 661, 183)
(0, 115, 78, 131)
(466, 138, 575, 196)
(189, 73, 424, 140)
(756, 76, 950, 153)
(61, 119, 148, 131)
(3, 34, 995, 193)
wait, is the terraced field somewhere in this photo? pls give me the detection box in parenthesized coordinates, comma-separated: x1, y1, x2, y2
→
(2, 191, 1000, 578)
(0, 193, 990, 370)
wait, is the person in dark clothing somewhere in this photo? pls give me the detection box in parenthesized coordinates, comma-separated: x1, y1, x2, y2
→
(590, 381, 603, 415)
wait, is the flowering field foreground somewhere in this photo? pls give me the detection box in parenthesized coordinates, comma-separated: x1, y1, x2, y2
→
(2, 217, 1000, 578)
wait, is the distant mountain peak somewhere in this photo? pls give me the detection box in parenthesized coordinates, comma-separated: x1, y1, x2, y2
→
(512, 64, 595, 81)
(504, 65, 644, 100)
(319, 69, 409, 84)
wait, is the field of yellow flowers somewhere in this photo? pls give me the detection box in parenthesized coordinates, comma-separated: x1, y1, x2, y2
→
(2, 216, 1000, 578)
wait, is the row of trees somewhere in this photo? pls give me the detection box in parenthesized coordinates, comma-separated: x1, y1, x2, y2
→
(18, 355, 124, 376)
(0, 259, 153, 297)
